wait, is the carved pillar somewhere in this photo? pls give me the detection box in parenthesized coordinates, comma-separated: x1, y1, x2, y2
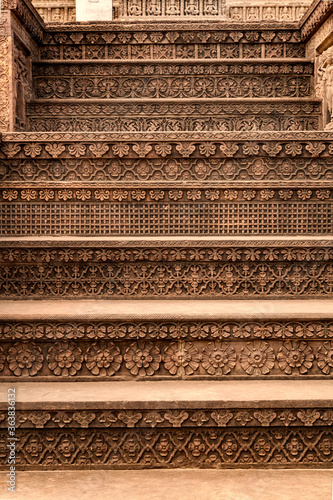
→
(0, 1, 41, 132)
(0, 12, 14, 132)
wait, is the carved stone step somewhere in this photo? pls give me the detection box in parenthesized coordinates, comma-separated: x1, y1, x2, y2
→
(0, 380, 332, 468)
(0, 298, 333, 380)
(27, 98, 322, 132)
(33, 60, 313, 100)
(1, 237, 333, 298)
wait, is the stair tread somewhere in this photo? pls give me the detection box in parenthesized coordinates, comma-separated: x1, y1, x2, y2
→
(2, 235, 333, 242)
(4, 130, 332, 138)
(1, 299, 333, 321)
(1, 380, 332, 407)
(0, 469, 331, 500)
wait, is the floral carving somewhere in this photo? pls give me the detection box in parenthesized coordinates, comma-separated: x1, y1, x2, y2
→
(316, 341, 333, 375)
(254, 410, 276, 426)
(133, 143, 152, 157)
(85, 342, 122, 376)
(68, 144, 86, 157)
(201, 342, 236, 375)
(164, 411, 189, 427)
(285, 142, 302, 156)
(211, 411, 233, 427)
(7, 343, 43, 377)
(2, 144, 21, 157)
(124, 342, 161, 376)
(0, 347, 5, 372)
(89, 144, 109, 157)
(112, 143, 129, 157)
(175, 143, 196, 157)
(163, 342, 200, 376)
(47, 342, 83, 376)
(277, 341, 314, 375)
(155, 143, 172, 157)
(220, 142, 239, 157)
(240, 341, 275, 375)
(45, 143, 65, 158)
(23, 144, 42, 158)
(199, 142, 216, 157)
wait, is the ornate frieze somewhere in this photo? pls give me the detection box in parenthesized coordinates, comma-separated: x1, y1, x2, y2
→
(301, 0, 333, 41)
(1, 318, 333, 342)
(1, 407, 332, 428)
(1, 242, 333, 297)
(31, 0, 312, 22)
(1, 133, 332, 182)
(0, 426, 332, 467)
(27, 99, 321, 133)
(0, 338, 332, 379)
(39, 41, 306, 62)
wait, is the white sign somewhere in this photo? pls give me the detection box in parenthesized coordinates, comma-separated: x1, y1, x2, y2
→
(76, 0, 113, 21)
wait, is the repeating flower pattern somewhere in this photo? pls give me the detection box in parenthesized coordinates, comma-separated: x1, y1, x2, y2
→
(0, 337, 332, 378)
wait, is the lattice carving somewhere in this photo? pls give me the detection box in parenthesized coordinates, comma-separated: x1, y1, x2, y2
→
(39, 41, 306, 61)
(0, 427, 331, 467)
(1, 200, 333, 236)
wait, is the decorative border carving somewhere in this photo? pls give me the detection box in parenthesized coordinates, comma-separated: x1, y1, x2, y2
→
(0, 427, 331, 467)
(1, 407, 332, 428)
(1, 243, 333, 297)
(301, 0, 333, 41)
(1, 320, 333, 341)
(0, 338, 332, 379)
(2, 0, 45, 43)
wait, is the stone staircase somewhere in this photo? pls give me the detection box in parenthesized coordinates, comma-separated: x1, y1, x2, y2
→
(1, 10, 333, 474)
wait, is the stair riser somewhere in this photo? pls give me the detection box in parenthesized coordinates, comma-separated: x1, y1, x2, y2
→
(34, 76, 312, 100)
(0, 426, 331, 469)
(1, 319, 332, 342)
(1, 157, 331, 182)
(40, 43, 306, 61)
(0, 338, 332, 380)
(1, 243, 333, 298)
(27, 115, 320, 133)
(1, 197, 333, 236)
(27, 99, 322, 133)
